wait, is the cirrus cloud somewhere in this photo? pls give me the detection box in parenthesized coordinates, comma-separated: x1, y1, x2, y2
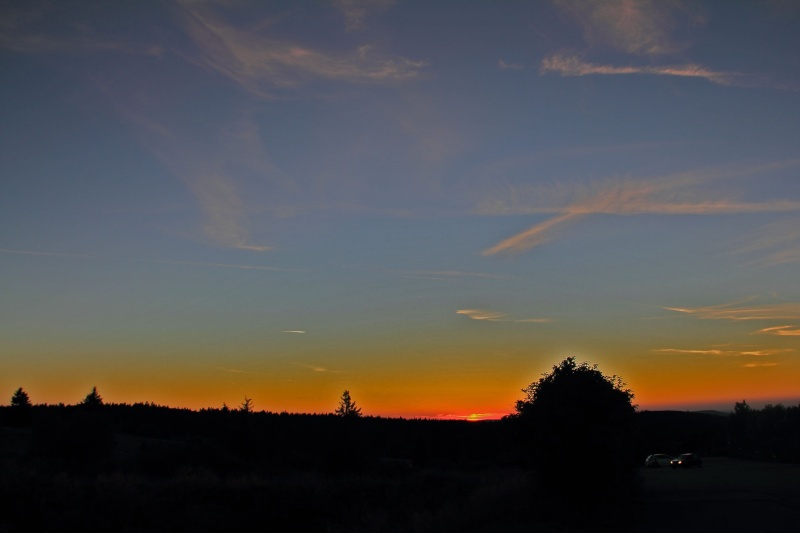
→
(456, 309, 552, 323)
(756, 326, 800, 337)
(480, 160, 800, 255)
(653, 347, 790, 357)
(663, 300, 800, 322)
(540, 54, 751, 87)
(552, 0, 694, 56)
(176, 2, 425, 99)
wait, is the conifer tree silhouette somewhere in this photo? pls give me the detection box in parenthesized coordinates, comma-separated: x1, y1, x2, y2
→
(239, 395, 254, 413)
(10, 387, 32, 408)
(80, 386, 104, 409)
(335, 390, 362, 418)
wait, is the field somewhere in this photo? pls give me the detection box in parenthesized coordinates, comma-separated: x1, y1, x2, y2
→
(2, 406, 799, 531)
(638, 458, 800, 532)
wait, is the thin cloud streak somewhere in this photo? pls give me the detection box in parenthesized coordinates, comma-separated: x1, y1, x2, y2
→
(735, 218, 800, 267)
(663, 300, 800, 321)
(0, 248, 302, 272)
(282, 330, 306, 334)
(498, 59, 524, 71)
(481, 160, 800, 255)
(482, 212, 585, 256)
(540, 54, 752, 87)
(654, 348, 789, 357)
(214, 367, 249, 374)
(392, 269, 504, 280)
(756, 326, 800, 337)
(456, 309, 552, 323)
(478, 160, 800, 217)
(296, 364, 345, 373)
(457, 309, 507, 322)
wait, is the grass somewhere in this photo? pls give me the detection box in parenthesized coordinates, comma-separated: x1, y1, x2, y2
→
(0, 458, 540, 532)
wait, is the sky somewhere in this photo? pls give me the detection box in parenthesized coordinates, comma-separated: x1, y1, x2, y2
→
(2, 0, 799, 419)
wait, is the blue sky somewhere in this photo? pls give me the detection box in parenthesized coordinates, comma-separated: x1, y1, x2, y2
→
(2, 0, 799, 418)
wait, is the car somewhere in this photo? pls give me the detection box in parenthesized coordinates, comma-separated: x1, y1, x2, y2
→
(670, 453, 703, 468)
(645, 453, 675, 468)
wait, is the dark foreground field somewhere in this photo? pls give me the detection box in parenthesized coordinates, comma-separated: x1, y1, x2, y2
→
(638, 458, 800, 533)
(2, 404, 798, 531)
(4, 452, 797, 532)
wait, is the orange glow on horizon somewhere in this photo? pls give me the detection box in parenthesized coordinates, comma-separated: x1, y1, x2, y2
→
(4, 339, 798, 417)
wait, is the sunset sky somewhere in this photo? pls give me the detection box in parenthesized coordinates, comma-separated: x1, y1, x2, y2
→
(2, 0, 799, 419)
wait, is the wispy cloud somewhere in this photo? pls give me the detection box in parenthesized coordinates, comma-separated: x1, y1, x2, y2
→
(0, 4, 161, 56)
(334, 0, 395, 31)
(663, 300, 800, 321)
(149, 258, 300, 272)
(457, 309, 507, 322)
(281, 330, 306, 334)
(186, 171, 268, 251)
(553, 0, 695, 56)
(654, 344, 790, 369)
(456, 309, 552, 323)
(498, 59, 524, 71)
(0, 249, 89, 259)
(482, 211, 585, 256)
(107, 103, 279, 251)
(0, 248, 301, 272)
(654, 347, 789, 357)
(540, 54, 755, 87)
(392, 269, 504, 281)
(756, 326, 800, 337)
(481, 160, 800, 255)
(177, 2, 425, 98)
(297, 363, 345, 373)
(735, 218, 800, 267)
(214, 366, 249, 374)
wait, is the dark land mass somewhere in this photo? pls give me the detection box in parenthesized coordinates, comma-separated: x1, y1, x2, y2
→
(639, 457, 800, 533)
(1, 404, 798, 531)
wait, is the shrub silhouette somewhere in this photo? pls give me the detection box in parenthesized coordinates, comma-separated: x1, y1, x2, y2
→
(513, 357, 637, 500)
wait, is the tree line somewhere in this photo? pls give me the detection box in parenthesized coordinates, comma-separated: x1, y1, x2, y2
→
(4, 358, 799, 501)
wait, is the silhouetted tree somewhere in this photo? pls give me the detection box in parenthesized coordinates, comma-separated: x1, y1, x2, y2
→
(729, 400, 800, 462)
(513, 357, 637, 500)
(10, 387, 31, 408)
(734, 399, 751, 418)
(239, 395, 254, 413)
(9, 387, 33, 426)
(335, 390, 362, 418)
(80, 386, 104, 409)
